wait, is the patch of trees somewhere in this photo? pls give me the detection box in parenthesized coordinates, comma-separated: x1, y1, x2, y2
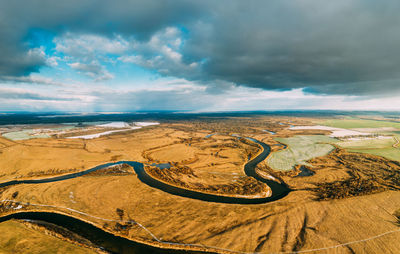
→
(310, 149, 400, 190)
(314, 175, 385, 200)
(394, 210, 400, 226)
(11, 191, 18, 198)
(85, 164, 134, 176)
(26, 168, 78, 177)
(116, 208, 124, 220)
(173, 118, 280, 134)
(308, 149, 400, 200)
(146, 164, 269, 197)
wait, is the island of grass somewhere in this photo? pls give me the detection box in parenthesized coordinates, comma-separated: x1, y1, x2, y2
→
(267, 135, 338, 171)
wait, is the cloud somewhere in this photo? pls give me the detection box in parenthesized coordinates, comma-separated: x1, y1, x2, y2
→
(0, 87, 77, 101)
(54, 34, 125, 80)
(52, 28, 198, 81)
(69, 62, 113, 81)
(117, 27, 201, 78)
(304, 79, 400, 96)
(1, 0, 400, 96)
(0, 0, 205, 81)
(179, 1, 400, 96)
(1, 74, 64, 86)
(54, 33, 129, 59)
(204, 80, 236, 94)
(91, 90, 209, 112)
(1, 78, 400, 112)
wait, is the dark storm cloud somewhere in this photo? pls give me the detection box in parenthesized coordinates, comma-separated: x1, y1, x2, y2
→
(2, 0, 400, 95)
(182, 0, 400, 95)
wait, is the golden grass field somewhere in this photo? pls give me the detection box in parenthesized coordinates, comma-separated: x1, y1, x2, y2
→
(0, 117, 399, 253)
(0, 219, 97, 253)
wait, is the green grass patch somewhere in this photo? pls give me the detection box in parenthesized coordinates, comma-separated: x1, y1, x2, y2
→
(347, 148, 400, 162)
(267, 135, 338, 171)
(337, 137, 396, 150)
(322, 119, 400, 129)
(336, 136, 400, 161)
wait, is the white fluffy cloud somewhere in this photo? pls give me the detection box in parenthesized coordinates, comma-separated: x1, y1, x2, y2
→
(55, 33, 129, 58)
(53, 33, 130, 81)
(53, 28, 200, 81)
(117, 27, 201, 78)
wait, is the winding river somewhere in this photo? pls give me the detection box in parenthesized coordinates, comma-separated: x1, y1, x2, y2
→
(0, 137, 291, 252)
(0, 212, 197, 254)
(0, 138, 290, 203)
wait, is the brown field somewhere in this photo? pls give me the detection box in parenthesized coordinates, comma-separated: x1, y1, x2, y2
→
(0, 117, 399, 253)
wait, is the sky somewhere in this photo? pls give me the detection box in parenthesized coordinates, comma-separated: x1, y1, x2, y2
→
(1, 0, 400, 112)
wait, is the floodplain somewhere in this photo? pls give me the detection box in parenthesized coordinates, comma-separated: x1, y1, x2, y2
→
(0, 112, 399, 253)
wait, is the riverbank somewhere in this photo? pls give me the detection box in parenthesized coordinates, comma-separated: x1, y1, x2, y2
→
(0, 208, 223, 254)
